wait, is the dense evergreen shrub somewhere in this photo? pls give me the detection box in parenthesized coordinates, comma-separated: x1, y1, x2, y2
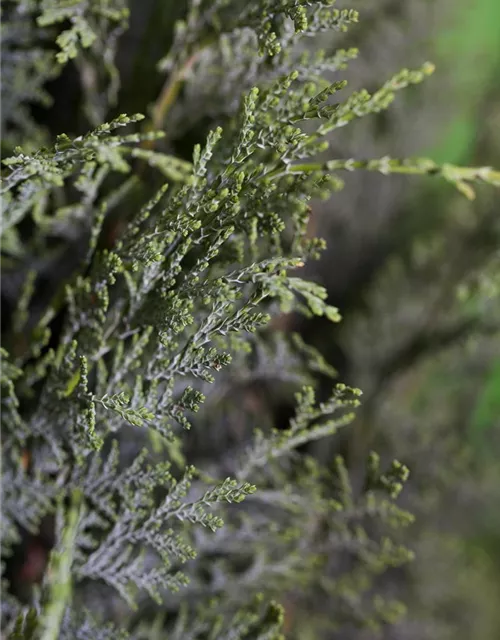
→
(1, 1, 499, 637)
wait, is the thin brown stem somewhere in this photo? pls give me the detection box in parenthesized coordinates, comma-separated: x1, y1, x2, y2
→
(152, 53, 199, 132)
(137, 52, 201, 177)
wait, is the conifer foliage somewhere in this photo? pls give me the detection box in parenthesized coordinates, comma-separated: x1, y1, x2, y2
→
(1, 0, 499, 638)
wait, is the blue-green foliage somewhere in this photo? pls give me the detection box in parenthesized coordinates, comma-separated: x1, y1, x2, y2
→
(1, 0, 499, 638)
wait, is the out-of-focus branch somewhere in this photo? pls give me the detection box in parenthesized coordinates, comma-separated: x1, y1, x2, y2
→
(375, 317, 500, 396)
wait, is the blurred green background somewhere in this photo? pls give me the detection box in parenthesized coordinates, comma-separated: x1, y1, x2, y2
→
(340, 1, 500, 636)
(292, 1, 500, 636)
